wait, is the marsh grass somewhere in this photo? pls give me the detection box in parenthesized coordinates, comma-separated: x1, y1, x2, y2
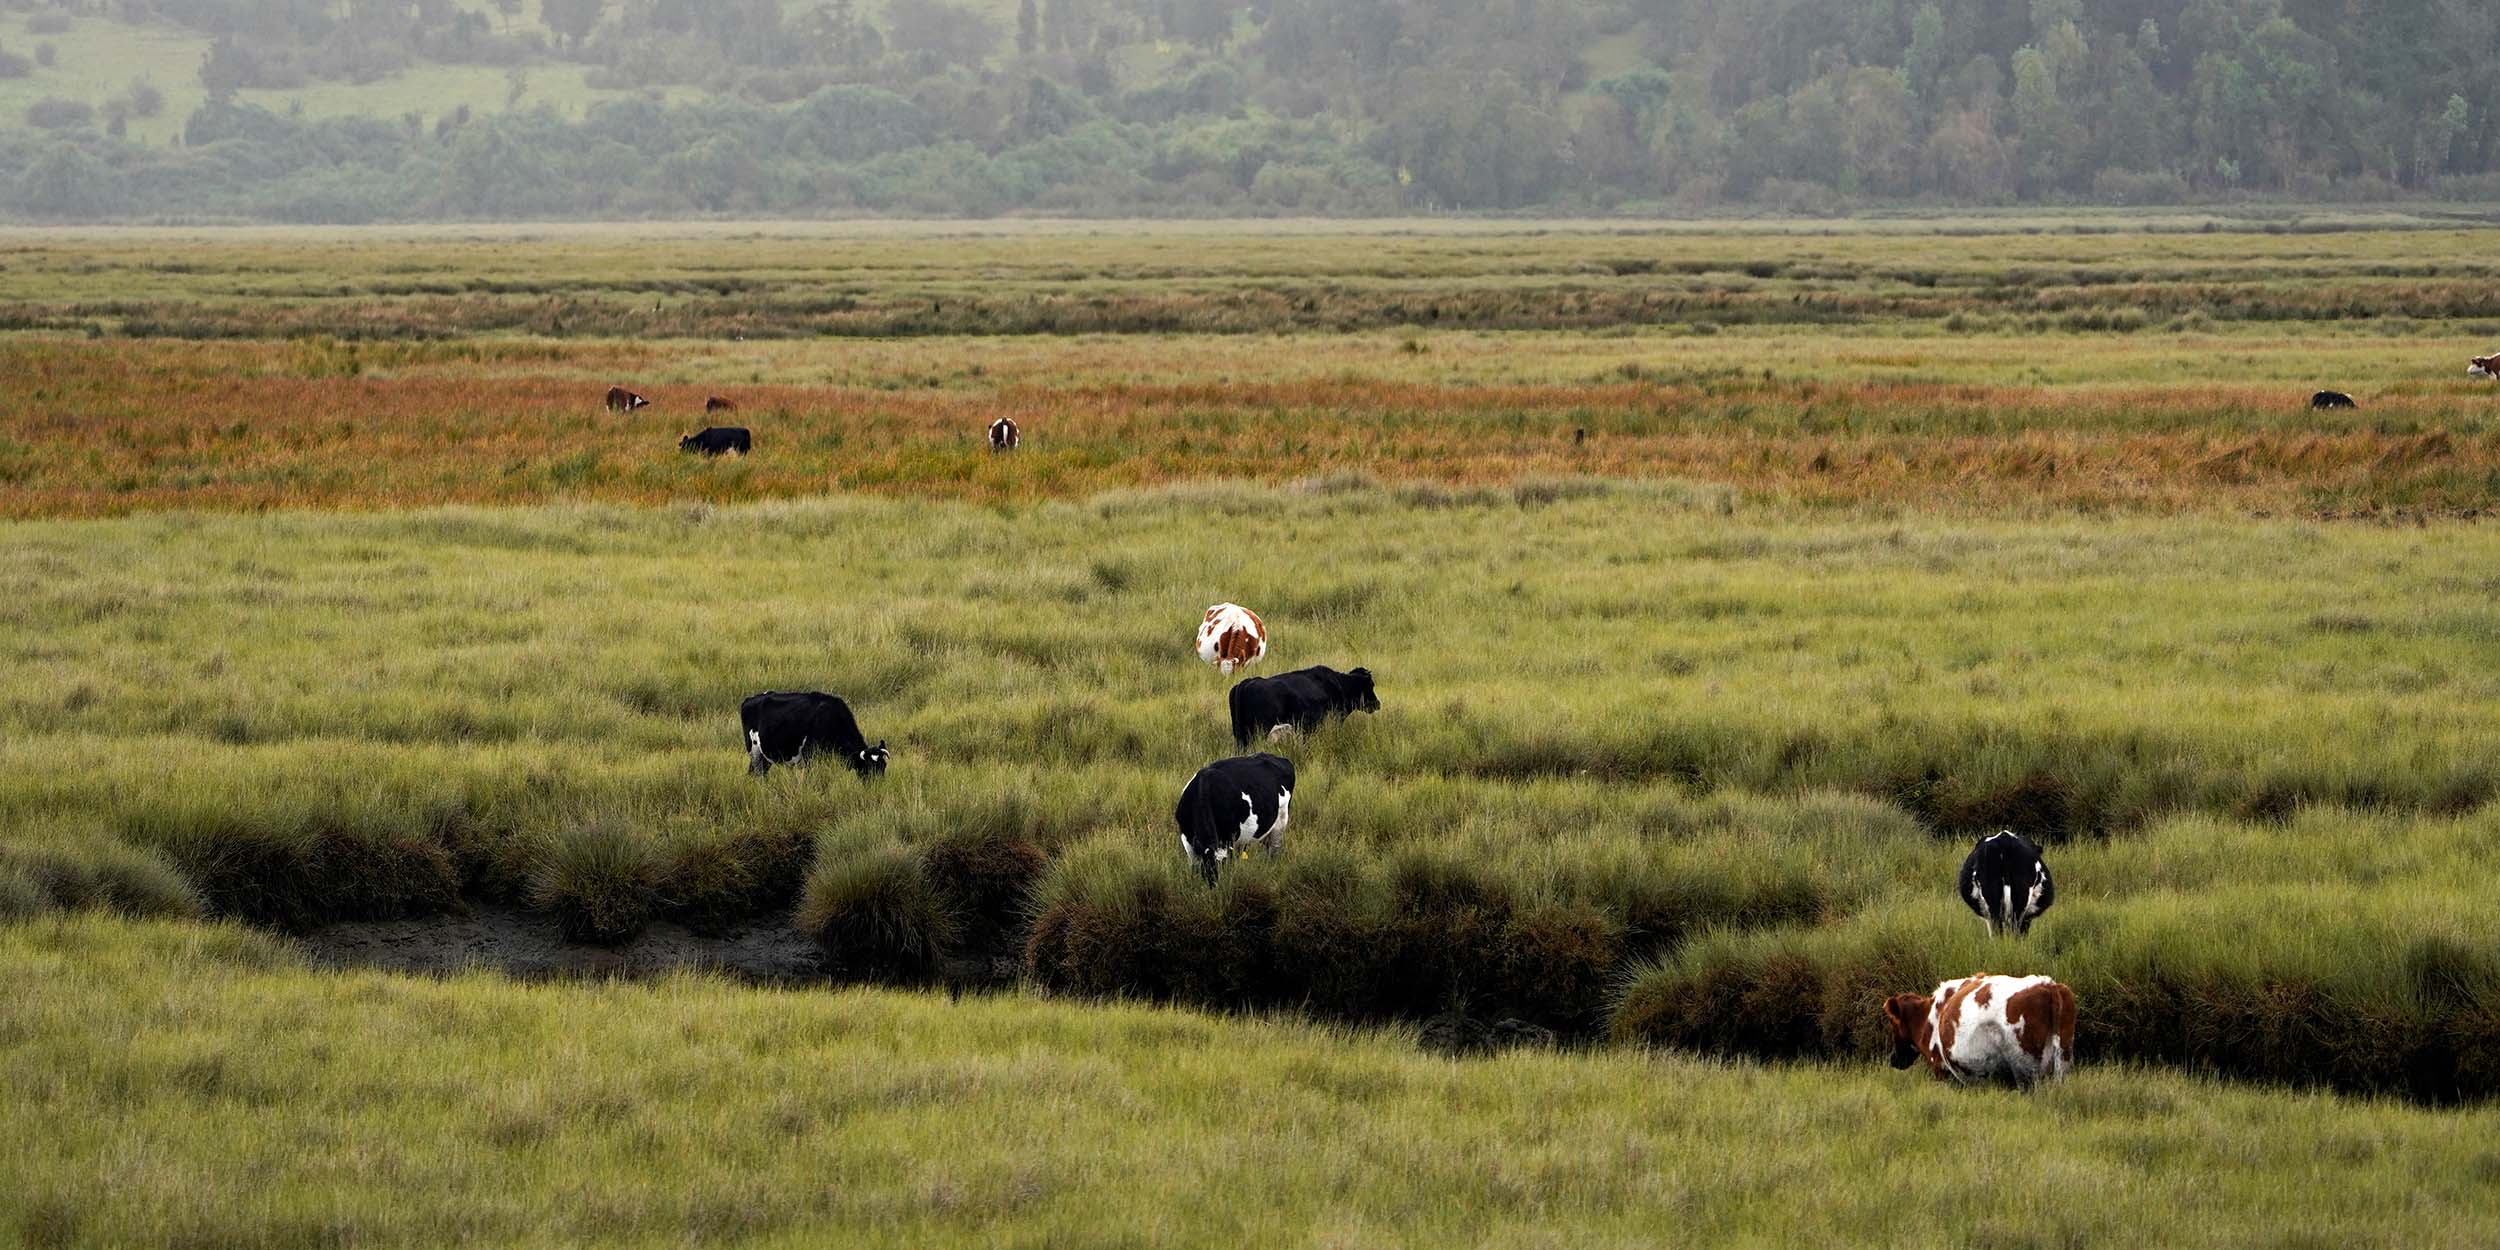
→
(2, 915, 2498, 1249)
(6, 488, 2500, 1089)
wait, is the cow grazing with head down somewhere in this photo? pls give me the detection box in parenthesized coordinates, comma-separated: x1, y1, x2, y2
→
(1174, 753, 1293, 886)
(2472, 355, 2499, 380)
(1195, 603, 1267, 675)
(705, 395, 737, 413)
(1883, 974, 2076, 1088)
(605, 386, 650, 413)
(739, 691, 888, 778)
(2310, 390, 2357, 409)
(989, 417, 1019, 451)
(1959, 830, 2053, 937)
(680, 427, 751, 456)
(1228, 665, 1379, 748)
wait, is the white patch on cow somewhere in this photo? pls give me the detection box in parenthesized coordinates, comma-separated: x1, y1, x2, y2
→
(746, 729, 764, 764)
(1179, 834, 1191, 858)
(1236, 792, 1261, 844)
(1270, 788, 1291, 839)
(1214, 847, 1230, 862)
(1267, 724, 1299, 741)
(2472, 363, 2495, 379)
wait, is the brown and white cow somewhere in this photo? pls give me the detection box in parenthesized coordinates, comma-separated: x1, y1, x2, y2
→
(705, 395, 737, 413)
(2471, 354, 2499, 380)
(1881, 973, 2076, 1089)
(1195, 603, 1267, 675)
(989, 417, 1020, 451)
(606, 385, 650, 413)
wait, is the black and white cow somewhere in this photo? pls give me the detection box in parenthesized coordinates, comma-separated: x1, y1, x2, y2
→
(2309, 390, 2357, 409)
(1227, 665, 1379, 748)
(739, 691, 888, 778)
(681, 427, 752, 456)
(1958, 829, 2053, 937)
(1173, 753, 1293, 886)
(988, 417, 1019, 451)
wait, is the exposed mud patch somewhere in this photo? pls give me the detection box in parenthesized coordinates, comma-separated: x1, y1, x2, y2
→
(297, 899, 826, 983)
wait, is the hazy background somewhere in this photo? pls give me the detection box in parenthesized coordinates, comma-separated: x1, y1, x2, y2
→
(0, 0, 2493, 222)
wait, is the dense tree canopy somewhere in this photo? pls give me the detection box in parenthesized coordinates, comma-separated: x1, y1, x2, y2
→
(1, 0, 2494, 219)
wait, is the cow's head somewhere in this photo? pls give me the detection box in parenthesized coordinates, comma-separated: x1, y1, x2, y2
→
(679, 433, 698, 450)
(1347, 667, 1382, 714)
(1881, 993, 1934, 1070)
(1194, 842, 1224, 887)
(852, 740, 889, 778)
(2472, 356, 2498, 380)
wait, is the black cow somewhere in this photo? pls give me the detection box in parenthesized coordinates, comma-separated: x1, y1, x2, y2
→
(2310, 390, 2357, 409)
(739, 691, 887, 778)
(1228, 665, 1379, 749)
(681, 427, 751, 456)
(1173, 753, 1293, 886)
(1958, 830, 2053, 937)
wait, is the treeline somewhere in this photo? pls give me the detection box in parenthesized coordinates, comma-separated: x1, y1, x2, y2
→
(3, 0, 2498, 220)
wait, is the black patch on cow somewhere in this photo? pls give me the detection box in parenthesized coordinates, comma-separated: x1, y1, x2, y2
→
(681, 427, 752, 456)
(1957, 829, 2053, 937)
(1173, 753, 1294, 886)
(2310, 390, 2357, 409)
(739, 691, 887, 777)
(1227, 665, 1380, 748)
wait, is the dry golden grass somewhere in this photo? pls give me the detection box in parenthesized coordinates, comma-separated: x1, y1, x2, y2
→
(7, 337, 2500, 518)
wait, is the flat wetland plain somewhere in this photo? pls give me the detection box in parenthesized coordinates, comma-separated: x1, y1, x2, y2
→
(5, 216, 2500, 1247)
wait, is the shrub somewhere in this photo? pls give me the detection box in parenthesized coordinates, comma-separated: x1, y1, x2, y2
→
(0, 840, 203, 920)
(25, 97, 92, 130)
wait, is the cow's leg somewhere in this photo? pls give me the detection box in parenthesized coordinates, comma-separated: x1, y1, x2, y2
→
(747, 729, 769, 776)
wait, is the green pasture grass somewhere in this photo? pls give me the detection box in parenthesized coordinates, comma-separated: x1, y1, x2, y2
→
(3, 914, 2497, 1249)
(0, 8, 684, 148)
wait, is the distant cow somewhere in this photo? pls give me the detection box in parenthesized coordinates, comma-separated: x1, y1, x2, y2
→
(989, 417, 1019, 451)
(605, 386, 650, 413)
(2472, 354, 2499, 380)
(1882, 974, 2076, 1088)
(2310, 390, 2357, 409)
(1959, 830, 2054, 937)
(680, 427, 751, 456)
(1195, 603, 1267, 675)
(1228, 665, 1379, 748)
(1173, 753, 1293, 886)
(705, 395, 737, 413)
(739, 691, 888, 778)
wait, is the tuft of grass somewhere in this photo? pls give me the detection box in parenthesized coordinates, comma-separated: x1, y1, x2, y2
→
(528, 822, 662, 945)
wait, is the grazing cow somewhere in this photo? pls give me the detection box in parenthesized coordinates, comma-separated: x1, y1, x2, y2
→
(1173, 753, 1293, 886)
(1882, 974, 2076, 1088)
(2310, 390, 2357, 409)
(1228, 665, 1379, 748)
(989, 417, 1020, 451)
(2472, 354, 2499, 380)
(1195, 603, 1267, 675)
(738, 691, 888, 778)
(705, 395, 737, 414)
(1959, 830, 2054, 937)
(605, 386, 650, 413)
(1572, 427, 1587, 446)
(680, 427, 752, 457)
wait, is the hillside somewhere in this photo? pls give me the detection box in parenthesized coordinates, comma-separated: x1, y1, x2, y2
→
(0, 0, 2495, 220)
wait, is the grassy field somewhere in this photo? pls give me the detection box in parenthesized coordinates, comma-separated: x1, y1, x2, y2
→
(4, 916, 2498, 1250)
(6, 219, 2500, 1242)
